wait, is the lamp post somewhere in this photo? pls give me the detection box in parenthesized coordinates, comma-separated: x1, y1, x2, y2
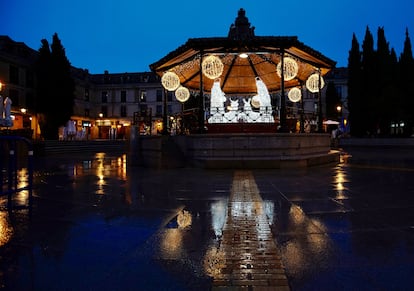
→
(98, 113, 103, 139)
(317, 69, 323, 133)
(336, 105, 342, 130)
(336, 105, 342, 119)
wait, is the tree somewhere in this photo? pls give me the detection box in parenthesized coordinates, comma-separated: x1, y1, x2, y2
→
(361, 26, 377, 135)
(375, 27, 398, 135)
(348, 26, 413, 137)
(399, 28, 414, 136)
(347, 33, 364, 136)
(35, 33, 75, 139)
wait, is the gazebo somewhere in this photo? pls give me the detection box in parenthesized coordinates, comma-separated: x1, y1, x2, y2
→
(133, 8, 339, 168)
(150, 8, 336, 134)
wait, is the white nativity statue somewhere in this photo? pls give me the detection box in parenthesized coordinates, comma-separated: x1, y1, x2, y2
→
(207, 77, 274, 124)
(208, 79, 227, 123)
(250, 77, 274, 123)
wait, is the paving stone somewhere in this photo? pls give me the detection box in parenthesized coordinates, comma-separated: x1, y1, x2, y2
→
(211, 170, 290, 290)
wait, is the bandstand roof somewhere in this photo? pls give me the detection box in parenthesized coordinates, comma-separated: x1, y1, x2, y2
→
(150, 9, 336, 95)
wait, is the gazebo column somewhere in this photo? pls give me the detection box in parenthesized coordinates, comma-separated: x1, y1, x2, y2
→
(162, 88, 169, 135)
(300, 82, 305, 133)
(317, 68, 323, 133)
(279, 50, 287, 132)
(198, 51, 205, 133)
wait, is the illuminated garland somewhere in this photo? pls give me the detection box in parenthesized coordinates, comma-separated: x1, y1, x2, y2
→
(161, 71, 180, 91)
(175, 86, 190, 103)
(306, 73, 325, 93)
(288, 87, 302, 102)
(202, 55, 224, 79)
(276, 57, 298, 81)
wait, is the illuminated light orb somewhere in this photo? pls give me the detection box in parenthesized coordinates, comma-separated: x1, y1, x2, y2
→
(161, 71, 180, 91)
(276, 57, 298, 81)
(175, 86, 190, 103)
(288, 87, 302, 102)
(202, 55, 224, 79)
(306, 73, 325, 93)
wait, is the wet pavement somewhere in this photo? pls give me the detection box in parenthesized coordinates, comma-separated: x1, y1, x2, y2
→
(1, 148, 414, 290)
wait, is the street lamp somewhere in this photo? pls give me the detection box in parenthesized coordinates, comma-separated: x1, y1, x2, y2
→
(336, 105, 342, 120)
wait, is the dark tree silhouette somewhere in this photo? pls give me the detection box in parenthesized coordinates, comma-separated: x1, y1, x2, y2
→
(35, 33, 75, 139)
(347, 33, 363, 136)
(399, 29, 414, 136)
(348, 26, 413, 137)
(375, 27, 399, 135)
(361, 26, 377, 136)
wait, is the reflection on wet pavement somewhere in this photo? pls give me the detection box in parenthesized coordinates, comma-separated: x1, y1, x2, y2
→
(0, 212, 13, 247)
(208, 170, 289, 290)
(1, 151, 414, 290)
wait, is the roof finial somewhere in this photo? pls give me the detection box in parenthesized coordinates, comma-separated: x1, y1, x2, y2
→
(228, 8, 255, 41)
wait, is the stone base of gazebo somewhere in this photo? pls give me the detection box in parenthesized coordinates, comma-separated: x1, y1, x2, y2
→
(206, 123, 279, 133)
(129, 129, 340, 169)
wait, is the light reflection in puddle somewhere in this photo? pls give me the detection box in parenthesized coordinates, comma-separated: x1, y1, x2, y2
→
(0, 212, 13, 247)
(203, 171, 284, 285)
(161, 228, 183, 258)
(177, 210, 192, 229)
(15, 168, 30, 205)
(160, 210, 192, 259)
(334, 167, 349, 199)
(211, 199, 227, 239)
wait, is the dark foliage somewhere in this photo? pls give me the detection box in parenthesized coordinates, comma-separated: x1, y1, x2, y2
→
(347, 27, 414, 137)
(35, 33, 75, 140)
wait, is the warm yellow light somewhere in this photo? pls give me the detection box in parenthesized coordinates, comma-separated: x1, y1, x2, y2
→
(177, 210, 192, 228)
(239, 53, 248, 59)
(336, 105, 342, 112)
(20, 108, 27, 114)
(175, 86, 190, 102)
(288, 87, 302, 102)
(0, 82, 2, 91)
(99, 113, 103, 118)
(306, 73, 325, 93)
(202, 55, 224, 80)
(277, 57, 298, 81)
(0, 212, 13, 247)
(161, 71, 180, 91)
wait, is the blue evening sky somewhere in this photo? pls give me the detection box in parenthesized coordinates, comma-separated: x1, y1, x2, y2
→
(1, 0, 413, 74)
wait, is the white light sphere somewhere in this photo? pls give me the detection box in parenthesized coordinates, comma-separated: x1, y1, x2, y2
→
(276, 57, 298, 81)
(161, 71, 180, 91)
(306, 73, 325, 93)
(288, 87, 302, 102)
(175, 86, 190, 103)
(202, 55, 224, 79)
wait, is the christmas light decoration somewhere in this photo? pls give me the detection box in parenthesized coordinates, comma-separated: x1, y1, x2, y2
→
(202, 55, 224, 79)
(175, 86, 190, 102)
(288, 87, 302, 102)
(276, 57, 298, 81)
(161, 71, 180, 91)
(306, 73, 325, 93)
